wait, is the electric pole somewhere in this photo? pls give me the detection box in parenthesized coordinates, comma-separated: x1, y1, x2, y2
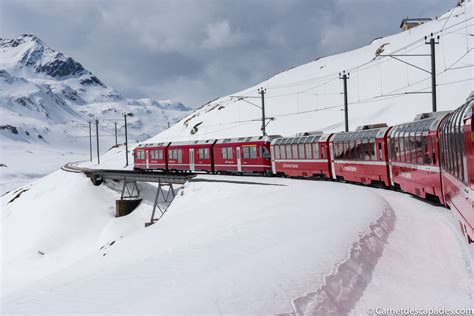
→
(425, 33, 439, 112)
(124, 113, 129, 167)
(88, 120, 92, 162)
(258, 87, 267, 136)
(95, 119, 100, 164)
(114, 122, 118, 147)
(339, 71, 350, 132)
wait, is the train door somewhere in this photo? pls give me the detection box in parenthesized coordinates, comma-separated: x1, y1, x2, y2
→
(189, 148, 195, 172)
(329, 142, 336, 179)
(387, 138, 395, 186)
(146, 150, 149, 169)
(270, 145, 276, 174)
(237, 147, 242, 172)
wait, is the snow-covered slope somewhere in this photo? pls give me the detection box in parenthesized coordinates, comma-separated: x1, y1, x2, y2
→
(0, 34, 191, 193)
(2, 172, 472, 313)
(152, 1, 473, 142)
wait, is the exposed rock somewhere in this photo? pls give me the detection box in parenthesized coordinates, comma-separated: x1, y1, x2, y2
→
(0, 125, 19, 134)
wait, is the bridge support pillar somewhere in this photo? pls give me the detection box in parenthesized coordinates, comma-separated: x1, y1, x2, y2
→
(116, 199, 142, 217)
(115, 179, 142, 217)
(145, 181, 176, 227)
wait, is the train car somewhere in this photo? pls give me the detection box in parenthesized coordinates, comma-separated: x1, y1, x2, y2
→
(134, 142, 170, 170)
(270, 133, 332, 178)
(213, 136, 274, 174)
(439, 93, 474, 242)
(167, 139, 217, 172)
(387, 112, 449, 203)
(329, 125, 391, 186)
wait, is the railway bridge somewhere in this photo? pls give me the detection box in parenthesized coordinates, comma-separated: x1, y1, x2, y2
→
(62, 163, 277, 226)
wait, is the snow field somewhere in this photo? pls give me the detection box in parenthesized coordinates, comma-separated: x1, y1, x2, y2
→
(2, 172, 387, 313)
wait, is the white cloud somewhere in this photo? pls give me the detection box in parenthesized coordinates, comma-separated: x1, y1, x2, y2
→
(202, 20, 250, 49)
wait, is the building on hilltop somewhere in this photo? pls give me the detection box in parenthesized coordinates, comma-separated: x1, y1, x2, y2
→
(400, 17, 432, 31)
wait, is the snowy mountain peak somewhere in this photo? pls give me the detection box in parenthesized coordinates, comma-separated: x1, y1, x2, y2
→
(0, 34, 190, 149)
(0, 34, 88, 79)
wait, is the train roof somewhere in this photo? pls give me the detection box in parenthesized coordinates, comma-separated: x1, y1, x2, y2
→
(331, 127, 390, 142)
(136, 142, 171, 148)
(215, 135, 278, 145)
(270, 134, 328, 145)
(391, 111, 450, 134)
(169, 139, 217, 146)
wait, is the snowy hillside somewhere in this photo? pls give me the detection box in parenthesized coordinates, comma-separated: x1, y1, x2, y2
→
(152, 1, 473, 142)
(0, 34, 191, 193)
(2, 171, 471, 313)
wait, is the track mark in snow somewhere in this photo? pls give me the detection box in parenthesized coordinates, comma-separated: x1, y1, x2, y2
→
(287, 203, 395, 316)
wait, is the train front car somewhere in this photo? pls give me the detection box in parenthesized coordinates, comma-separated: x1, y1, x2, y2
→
(329, 125, 391, 187)
(213, 136, 274, 174)
(439, 93, 474, 243)
(388, 112, 449, 203)
(167, 139, 217, 173)
(133, 142, 170, 171)
(270, 133, 332, 179)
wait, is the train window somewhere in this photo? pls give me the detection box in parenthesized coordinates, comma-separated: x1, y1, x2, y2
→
(305, 143, 312, 159)
(416, 134, 423, 165)
(363, 142, 370, 161)
(321, 145, 326, 159)
(370, 141, 376, 160)
(337, 143, 341, 160)
(431, 138, 437, 165)
(298, 136, 308, 144)
(226, 147, 233, 159)
(423, 136, 430, 165)
(284, 145, 290, 159)
(168, 150, 173, 159)
(261, 146, 271, 159)
(274, 146, 280, 159)
(280, 145, 286, 159)
(249, 146, 257, 159)
(355, 140, 361, 160)
(405, 133, 412, 163)
(378, 143, 383, 161)
(177, 149, 182, 163)
(222, 148, 227, 159)
(243, 146, 250, 159)
(313, 143, 319, 159)
(292, 144, 298, 159)
(400, 132, 406, 162)
(298, 144, 305, 159)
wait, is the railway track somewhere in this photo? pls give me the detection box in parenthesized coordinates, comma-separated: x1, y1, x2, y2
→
(61, 162, 282, 186)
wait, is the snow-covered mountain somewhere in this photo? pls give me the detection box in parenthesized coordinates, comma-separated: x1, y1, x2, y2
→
(0, 34, 190, 145)
(152, 1, 473, 142)
(0, 34, 191, 192)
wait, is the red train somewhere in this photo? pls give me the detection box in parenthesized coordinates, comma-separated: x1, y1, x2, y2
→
(134, 93, 474, 242)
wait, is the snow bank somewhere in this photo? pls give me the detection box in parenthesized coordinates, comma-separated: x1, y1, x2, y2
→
(350, 189, 473, 313)
(2, 175, 387, 314)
